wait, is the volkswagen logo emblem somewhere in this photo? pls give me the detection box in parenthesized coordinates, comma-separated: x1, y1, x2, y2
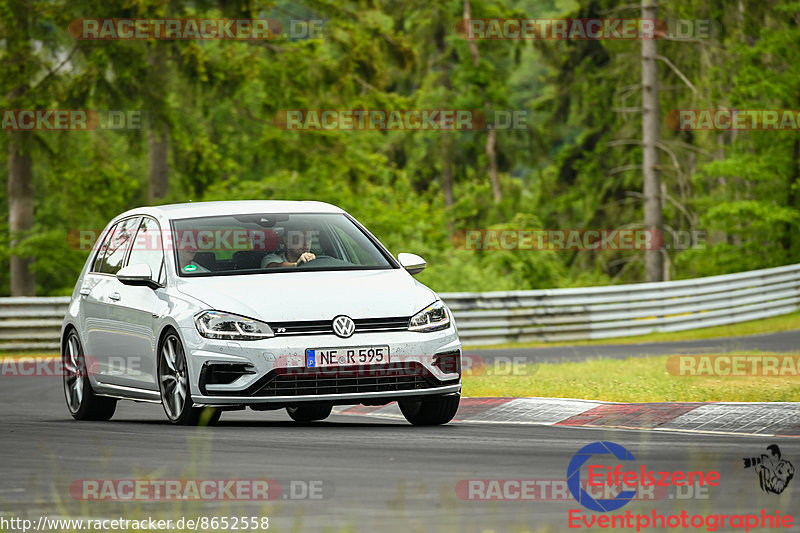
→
(332, 315, 355, 338)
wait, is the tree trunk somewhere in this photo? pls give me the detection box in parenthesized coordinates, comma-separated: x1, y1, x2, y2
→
(442, 133, 454, 209)
(148, 124, 169, 204)
(8, 132, 35, 296)
(464, 0, 502, 203)
(486, 126, 502, 203)
(147, 45, 169, 204)
(6, 0, 35, 296)
(641, 0, 663, 282)
(463, 0, 480, 65)
(785, 132, 799, 257)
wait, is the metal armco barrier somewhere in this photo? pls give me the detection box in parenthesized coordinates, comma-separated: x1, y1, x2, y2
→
(440, 263, 800, 345)
(0, 263, 798, 351)
(0, 297, 70, 351)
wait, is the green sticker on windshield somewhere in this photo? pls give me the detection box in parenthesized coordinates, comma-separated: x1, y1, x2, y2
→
(183, 264, 197, 272)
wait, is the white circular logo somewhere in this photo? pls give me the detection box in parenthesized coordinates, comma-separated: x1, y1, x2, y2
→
(332, 315, 355, 338)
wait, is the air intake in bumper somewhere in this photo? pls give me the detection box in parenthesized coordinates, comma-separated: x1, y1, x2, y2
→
(206, 362, 445, 397)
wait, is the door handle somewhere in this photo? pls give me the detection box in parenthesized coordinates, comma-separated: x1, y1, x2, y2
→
(109, 292, 121, 301)
(79, 287, 91, 296)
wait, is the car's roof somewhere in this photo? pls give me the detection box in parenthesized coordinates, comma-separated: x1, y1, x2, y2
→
(116, 200, 345, 221)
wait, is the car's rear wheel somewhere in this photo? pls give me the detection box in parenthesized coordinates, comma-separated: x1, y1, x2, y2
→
(63, 331, 117, 421)
(286, 404, 332, 422)
(399, 393, 460, 426)
(158, 331, 220, 426)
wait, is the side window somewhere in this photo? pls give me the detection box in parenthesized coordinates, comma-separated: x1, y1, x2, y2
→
(91, 223, 117, 273)
(127, 217, 165, 284)
(99, 217, 140, 275)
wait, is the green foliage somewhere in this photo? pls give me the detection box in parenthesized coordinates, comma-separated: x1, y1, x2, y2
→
(1, 0, 799, 295)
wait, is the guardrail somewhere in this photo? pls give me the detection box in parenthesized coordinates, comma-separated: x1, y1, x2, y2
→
(0, 297, 70, 351)
(440, 263, 800, 345)
(0, 263, 798, 351)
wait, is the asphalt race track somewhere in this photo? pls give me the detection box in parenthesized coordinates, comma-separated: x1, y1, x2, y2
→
(1, 373, 798, 532)
(465, 329, 800, 365)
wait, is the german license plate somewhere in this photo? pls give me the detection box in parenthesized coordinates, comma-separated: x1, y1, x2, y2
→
(305, 345, 390, 368)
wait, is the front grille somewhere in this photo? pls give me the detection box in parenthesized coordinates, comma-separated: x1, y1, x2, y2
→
(270, 316, 410, 337)
(270, 320, 331, 336)
(214, 362, 438, 397)
(354, 317, 410, 331)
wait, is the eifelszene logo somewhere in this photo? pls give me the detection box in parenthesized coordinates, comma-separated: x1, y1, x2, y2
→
(567, 441, 637, 512)
(744, 444, 795, 495)
(566, 441, 794, 531)
(567, 441, 721, 512)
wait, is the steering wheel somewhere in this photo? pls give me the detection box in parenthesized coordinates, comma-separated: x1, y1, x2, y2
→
(296, 255, 349, 268)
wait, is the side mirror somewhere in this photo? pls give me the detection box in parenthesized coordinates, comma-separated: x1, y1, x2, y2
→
(397, 253, 426, 275)
(117, 264, 160, 289)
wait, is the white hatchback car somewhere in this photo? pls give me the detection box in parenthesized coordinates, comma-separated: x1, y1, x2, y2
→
(61, 201, 462, 425)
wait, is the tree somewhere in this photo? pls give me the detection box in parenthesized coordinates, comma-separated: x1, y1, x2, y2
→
(147, 45, 170, 204)
(641, 0, 663, 281)
(1, 0, 59, 295)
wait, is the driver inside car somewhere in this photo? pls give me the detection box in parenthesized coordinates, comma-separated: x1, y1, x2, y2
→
(261, 223, 316, 268)
(177, 243, 210, 273)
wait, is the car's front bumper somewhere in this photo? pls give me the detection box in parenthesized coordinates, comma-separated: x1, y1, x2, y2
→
(191, 384, 462, 407)
(180, 324, 462, 407)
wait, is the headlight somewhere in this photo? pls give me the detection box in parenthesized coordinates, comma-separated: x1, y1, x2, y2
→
(409, 301, 450, 332)
(195, 311, 274, 340)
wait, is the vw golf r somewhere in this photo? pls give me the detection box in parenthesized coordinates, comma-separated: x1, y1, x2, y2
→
(61, 201, 462, 425)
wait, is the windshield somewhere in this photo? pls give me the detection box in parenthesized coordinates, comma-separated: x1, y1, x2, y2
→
(171, 213, 395, 276)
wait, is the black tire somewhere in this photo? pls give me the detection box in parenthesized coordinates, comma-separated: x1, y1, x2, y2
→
(63, 330, 117, 421)
(157, 330, 220, 426)
(399, 394, 460, 426)
(286, 404, 332, 422)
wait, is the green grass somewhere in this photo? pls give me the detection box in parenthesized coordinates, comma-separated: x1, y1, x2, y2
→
(464, 309, 800, 350)
(462, 352, 800, 402)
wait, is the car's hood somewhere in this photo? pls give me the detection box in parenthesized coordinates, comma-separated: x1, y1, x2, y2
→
(175, 269, 437, 322)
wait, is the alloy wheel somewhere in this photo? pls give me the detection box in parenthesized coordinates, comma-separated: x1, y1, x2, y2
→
(63, 333, 85, 413)
(159, 333, 189, 420)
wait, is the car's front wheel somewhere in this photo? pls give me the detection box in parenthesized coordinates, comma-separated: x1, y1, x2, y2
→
(399, 393, 460, 426)
(286, 404, 332, 422)
(63, 331, 117, 421)
(158, 331, 220, 426)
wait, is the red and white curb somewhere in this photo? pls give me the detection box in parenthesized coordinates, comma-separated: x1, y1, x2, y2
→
(333, 398, 800, 437)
